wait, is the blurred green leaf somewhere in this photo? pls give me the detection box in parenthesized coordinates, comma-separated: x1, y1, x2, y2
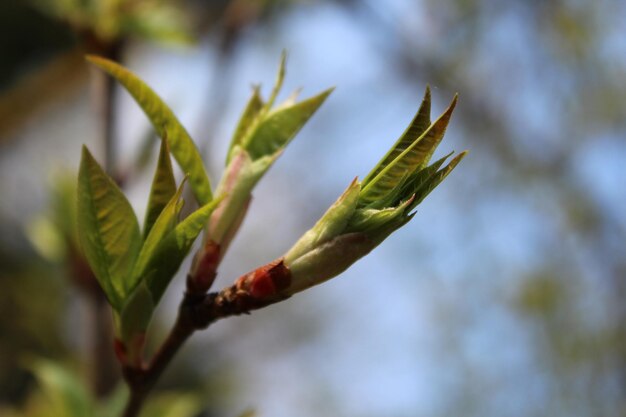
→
(77, 146, 141, 310)
(143, 137, 177, 239)
(359, 95, 457, 206)
(120, 3, 193, 45)
(95, 384, 128, 417)
(87, 56, 213, 205)
(27, 358, 93, 417)
(26, 215, 66, 262)
(139, 392, 202, 417)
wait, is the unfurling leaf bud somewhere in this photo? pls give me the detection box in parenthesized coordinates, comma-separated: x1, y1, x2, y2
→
(275, 89, 466, 296)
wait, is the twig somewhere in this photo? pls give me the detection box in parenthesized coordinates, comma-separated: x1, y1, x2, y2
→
(120, 273, 290, 417)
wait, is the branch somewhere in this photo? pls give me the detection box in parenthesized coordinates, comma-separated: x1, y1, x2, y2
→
(120, 262, 290, 417)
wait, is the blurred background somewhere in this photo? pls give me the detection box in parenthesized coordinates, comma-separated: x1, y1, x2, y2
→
(1, 0, 625, 416)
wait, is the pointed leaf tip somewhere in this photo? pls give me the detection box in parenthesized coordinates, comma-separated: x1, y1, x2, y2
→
(87, 56, 213, 205)
(78, 146, 141, 310)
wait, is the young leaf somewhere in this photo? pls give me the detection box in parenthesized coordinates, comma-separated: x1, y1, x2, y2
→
(132, 181, 185, 288)
(77, 146, 141, 310)
(359, 95, 457, 206)
(141, 196, 222, 303)
(242, 88, 333, 160)
(227, 86, 264, 164)
(144, 137, 177, 239)
(86, 56, 213, 205)
(407, 151, 467, 212)
(208, 148, 279, 247)
(263, 50, 287, 113)
(362, 86, 432, 186)
(285, 179, 360, 264)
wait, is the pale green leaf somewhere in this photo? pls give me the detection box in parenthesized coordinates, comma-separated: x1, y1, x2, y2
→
(359, 95, 457, 206)
(242, 88, 333, 160)
(144, 137, 177, 239)
(87, 56, 213, 205)
(362, 86, 431, 185)
(287, 232, 377, 294)
(77, 146, 141, 310)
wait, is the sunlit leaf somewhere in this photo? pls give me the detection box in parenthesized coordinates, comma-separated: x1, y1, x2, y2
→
(362, 86, 432, 186)
(86, 56, 213, 205)
(143, 137, 177, 239)
(77, 146, 141, 310)
(242, 87, 333, 160)
(359, 95, 457, 206)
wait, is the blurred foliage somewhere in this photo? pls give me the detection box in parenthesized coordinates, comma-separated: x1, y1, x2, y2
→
(30, 0, 193, 46)
(0, 358, 203, 417)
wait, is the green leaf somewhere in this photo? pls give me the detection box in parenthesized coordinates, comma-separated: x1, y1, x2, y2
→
(285, 179, 361, 264)
(359, 95, 457, 206)
(362, 86, 431, 186)
(141, 196, 222, 303)
(407, 151, 467, 212)
(132, 181, 185, 291)
(263, 50, 287, 113)
(86, 56, 212, 205)
(77, 146, 141, 310)
(242, 88, 333, 160)
(144, 137, 177, 239)
(227, 86, 264, 164)
(28, 358, 93, 417)
(346, 200, 411, 235)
